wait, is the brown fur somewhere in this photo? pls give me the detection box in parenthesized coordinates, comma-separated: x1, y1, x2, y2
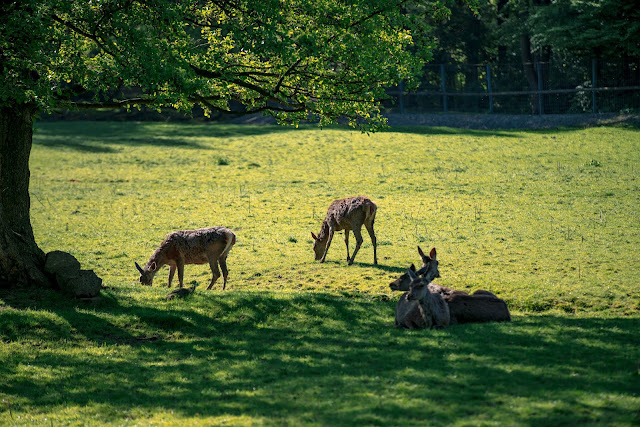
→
(135, 226, 236, 290)
(389, 246, 510, 325)
(311, 196, 377, 265)
(395, 267, 450, 329)
(389, 247, 441, 292)
(446, 291, 511, 324)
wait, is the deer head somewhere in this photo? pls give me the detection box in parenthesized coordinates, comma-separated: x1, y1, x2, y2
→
(406, 268, 430, 302)
(135, 261, 157, 286)
(389, 264, 416, 291)
(310, 232, 327, 261)
(417, 246, 439, 282)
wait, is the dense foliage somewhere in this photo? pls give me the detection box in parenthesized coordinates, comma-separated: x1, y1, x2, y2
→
(1, 0, 465, 130)
(431, 0, 640, 64)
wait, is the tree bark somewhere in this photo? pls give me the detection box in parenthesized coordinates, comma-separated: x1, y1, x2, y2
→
(0, 104, 50, 288)
(520, 33, 540, 114)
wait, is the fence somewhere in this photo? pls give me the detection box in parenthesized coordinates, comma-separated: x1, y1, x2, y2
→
(383, 57, 640, 115)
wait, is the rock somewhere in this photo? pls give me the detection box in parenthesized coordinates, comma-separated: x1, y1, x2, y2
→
(44, 251, 81, 276)
(60, 270, 103, 298)
(165, 285, 196, 301)
(44, 251, 102, 298)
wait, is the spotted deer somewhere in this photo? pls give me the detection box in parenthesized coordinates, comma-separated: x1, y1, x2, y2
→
(135, 226, 236, 290)
(311, 196, 377, 265)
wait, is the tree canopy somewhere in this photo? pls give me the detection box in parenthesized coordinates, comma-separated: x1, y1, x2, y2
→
(1, 0, 468, 131)
(1, 0, 474, 288)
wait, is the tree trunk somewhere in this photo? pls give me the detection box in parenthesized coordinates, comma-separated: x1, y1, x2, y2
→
(0, 104, 50, 288)
(520, 34, 540, 114)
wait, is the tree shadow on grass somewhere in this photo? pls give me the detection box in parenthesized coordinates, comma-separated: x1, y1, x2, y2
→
(33, 121, 297, 152)
(1, 286, 639, 425)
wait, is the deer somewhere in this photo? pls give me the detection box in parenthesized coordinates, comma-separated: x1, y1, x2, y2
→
(445, 291, 511, 324)
(311, 196, 377, 265)
(135, 226, 236, 290)
(389, 246, 448, 293)
(389, 247, 510, 324)
(394, 260, 450, 330)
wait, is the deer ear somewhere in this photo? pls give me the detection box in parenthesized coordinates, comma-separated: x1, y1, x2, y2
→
(417, 246, 426, 258)
(135, 262, 144, 274)
(430, 248, 437, 260)
(408, 268, 418, 280)
(311, 232, 318, 241)
(409, 263, 416, 272)
(150, 262, 157, 271)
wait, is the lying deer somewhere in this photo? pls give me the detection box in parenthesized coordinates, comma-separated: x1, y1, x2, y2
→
(311, 196, 377, 265)
(389, 248, 510, 324)
(445, 291, 511, 324)
(135, 226, 236, 290)
(395, 258, 450, 329)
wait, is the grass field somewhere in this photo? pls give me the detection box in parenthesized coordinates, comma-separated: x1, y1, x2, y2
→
(1, 121, 639, 425)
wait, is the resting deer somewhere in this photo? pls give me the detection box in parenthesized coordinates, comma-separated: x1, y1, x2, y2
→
(445, 291, 511, 324)
(135, 226, 236, 290)
(311, 196, 377, 265)
(389, 247, 510, 324)
(395, 261, 450, 330)
(389, 246, 446, 292)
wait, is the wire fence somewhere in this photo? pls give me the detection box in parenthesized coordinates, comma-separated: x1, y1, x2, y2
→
(383, 57, 640, 115)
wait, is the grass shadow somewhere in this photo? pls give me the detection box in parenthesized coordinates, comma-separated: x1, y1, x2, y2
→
(1, 286, 638, 424)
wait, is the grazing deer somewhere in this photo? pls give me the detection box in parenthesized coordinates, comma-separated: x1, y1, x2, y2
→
(311, 196, 377, 265)
(135, 226, 236, 290)
(395, 267, 450, 329)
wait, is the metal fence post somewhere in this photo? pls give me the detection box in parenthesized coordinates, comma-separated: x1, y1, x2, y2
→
(536, 62, 544, 115)
(591, 58, 598, 114)
(440, 64, 448, 113)
(486, 64, 494, 114)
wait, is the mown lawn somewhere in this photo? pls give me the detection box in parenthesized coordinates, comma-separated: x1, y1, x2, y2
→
(1, 121, 639, 425)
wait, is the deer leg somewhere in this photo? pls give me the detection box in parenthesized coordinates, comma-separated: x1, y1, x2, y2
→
(320, 229, 335, 263)
(344, 230, 350, 262)
(177, 260, 185, 288)
(365, 221, 378, 265)
(219, 255, 229, 291)
(167, 265, 176, 288)
(207, 256, 221, 290)
(348, 227, 364, 265)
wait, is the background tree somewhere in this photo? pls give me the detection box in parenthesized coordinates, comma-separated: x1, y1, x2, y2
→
(528, 0, 640, 58)
(0, 0, 466, 288)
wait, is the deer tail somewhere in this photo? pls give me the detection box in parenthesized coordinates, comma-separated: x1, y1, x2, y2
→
(221, 230, 236, 258)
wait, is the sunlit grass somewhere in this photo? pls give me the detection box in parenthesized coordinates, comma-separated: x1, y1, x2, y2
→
(0, 121, 638, 425)
(28, 121, 640, 313)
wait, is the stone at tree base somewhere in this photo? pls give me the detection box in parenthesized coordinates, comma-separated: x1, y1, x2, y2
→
(44, 251, 102, 298)
(44, 250, 81, 276)
(60, 270, 103, 298)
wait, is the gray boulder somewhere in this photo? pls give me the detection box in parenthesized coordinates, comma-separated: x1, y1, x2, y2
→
(44, 251, 102, 298)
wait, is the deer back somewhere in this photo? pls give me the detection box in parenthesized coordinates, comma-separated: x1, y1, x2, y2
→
(165, 227, 234, 264)
(324, 196, 376, 232)
(447, 292, 511, 324)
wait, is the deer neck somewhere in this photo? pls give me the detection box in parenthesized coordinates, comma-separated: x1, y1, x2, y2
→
(146, 247, 168, 271)
(317, 221, 331, 242)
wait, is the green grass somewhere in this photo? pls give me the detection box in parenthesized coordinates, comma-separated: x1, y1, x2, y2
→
(1, 121, 639, 425)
